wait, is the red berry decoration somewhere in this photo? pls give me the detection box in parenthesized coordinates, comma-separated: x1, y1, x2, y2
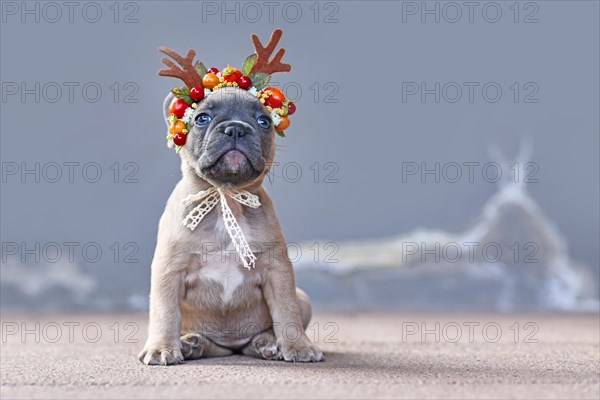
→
(287, 101, 296, 115)
(189, 86, 204, 102)
(168, 97, 190, 119)
(225, 71, 242, 83)
(207, 67, 219, 75)
(237, 76, 252, 90)
(263, 87, 285, 109)
(223, 65, 242, 83)
(231, 70, 243, 81)
(173, 133, 186, 146)
(265, 94, 283, 109)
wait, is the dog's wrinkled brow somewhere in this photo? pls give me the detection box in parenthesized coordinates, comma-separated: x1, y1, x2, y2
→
(195, 103, 217, 114)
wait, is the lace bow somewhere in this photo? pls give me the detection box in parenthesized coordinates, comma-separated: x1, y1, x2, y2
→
(182, 187, 261, 269)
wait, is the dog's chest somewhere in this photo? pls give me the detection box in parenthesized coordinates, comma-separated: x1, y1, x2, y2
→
(186, 199, 253, 304)
(194, 258, 245, 303)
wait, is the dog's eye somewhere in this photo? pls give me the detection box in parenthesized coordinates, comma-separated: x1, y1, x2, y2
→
(195, 113, 212, 126)
(257, 116, 271, 129)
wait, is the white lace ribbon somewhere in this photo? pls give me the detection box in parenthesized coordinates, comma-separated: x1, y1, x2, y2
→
(182, 187, 261, 269)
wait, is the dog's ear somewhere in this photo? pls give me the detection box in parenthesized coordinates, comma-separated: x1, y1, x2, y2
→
(163, 92, 174, 123)
(163, 92, 175, 148)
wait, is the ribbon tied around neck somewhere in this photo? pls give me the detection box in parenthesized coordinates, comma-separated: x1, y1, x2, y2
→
(182, 187, 261, 270)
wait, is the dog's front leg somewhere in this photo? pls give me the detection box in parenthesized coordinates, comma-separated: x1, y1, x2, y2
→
(262, 261, 324, 362)
(138, 242, 185, 366)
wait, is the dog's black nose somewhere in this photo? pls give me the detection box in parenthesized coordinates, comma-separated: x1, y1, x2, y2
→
(223, 124, 248, 138)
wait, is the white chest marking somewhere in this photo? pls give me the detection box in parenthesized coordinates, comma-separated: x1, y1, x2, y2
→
(198, 258, 245, 303)
(193, 198, 251, 302)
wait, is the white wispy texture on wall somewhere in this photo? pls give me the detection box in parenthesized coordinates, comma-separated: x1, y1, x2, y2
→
(294, 145, 599, 312)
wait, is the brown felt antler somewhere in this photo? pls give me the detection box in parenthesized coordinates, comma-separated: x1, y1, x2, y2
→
(250, 28, 291, 75)
(158, 47, 203, 88)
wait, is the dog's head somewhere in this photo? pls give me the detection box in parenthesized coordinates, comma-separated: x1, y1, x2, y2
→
(159, 29, 294, 189)
(164, 88, 275, 188)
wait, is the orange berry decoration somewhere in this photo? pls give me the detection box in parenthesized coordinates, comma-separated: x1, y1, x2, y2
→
(276, 116, 290, 131)
(202, 73, 219, 89)
(169, 120, 186, 135)
(265, 87, 284, 97)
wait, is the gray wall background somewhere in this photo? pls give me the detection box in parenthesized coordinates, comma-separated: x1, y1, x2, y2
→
(1, 1, 598, 310)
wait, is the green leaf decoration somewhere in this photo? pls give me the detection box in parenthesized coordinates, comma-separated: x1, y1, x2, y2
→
(242, 54, 257, 76)
(194, 61, 207, 78)
(172, 86, 189, 95)
(172, 86, 192, 104)
(248, 72, 271, 90)
(275, 129, 285, 137)
(175, 145, 182, 153)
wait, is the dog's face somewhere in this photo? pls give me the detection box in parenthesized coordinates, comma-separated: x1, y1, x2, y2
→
(169, 88, 275, 188)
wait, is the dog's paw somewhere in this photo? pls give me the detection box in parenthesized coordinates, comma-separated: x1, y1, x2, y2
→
(249, 331, 280, 360)
(180, 333, 205, 360)
(138, 343, 184, 366)
(278, 337, 324, 363)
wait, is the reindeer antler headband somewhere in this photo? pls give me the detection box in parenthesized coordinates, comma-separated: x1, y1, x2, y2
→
(159, 28, 296, 152)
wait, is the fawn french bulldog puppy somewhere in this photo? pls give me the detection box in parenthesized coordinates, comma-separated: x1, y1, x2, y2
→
(138, 30, 323, 365)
